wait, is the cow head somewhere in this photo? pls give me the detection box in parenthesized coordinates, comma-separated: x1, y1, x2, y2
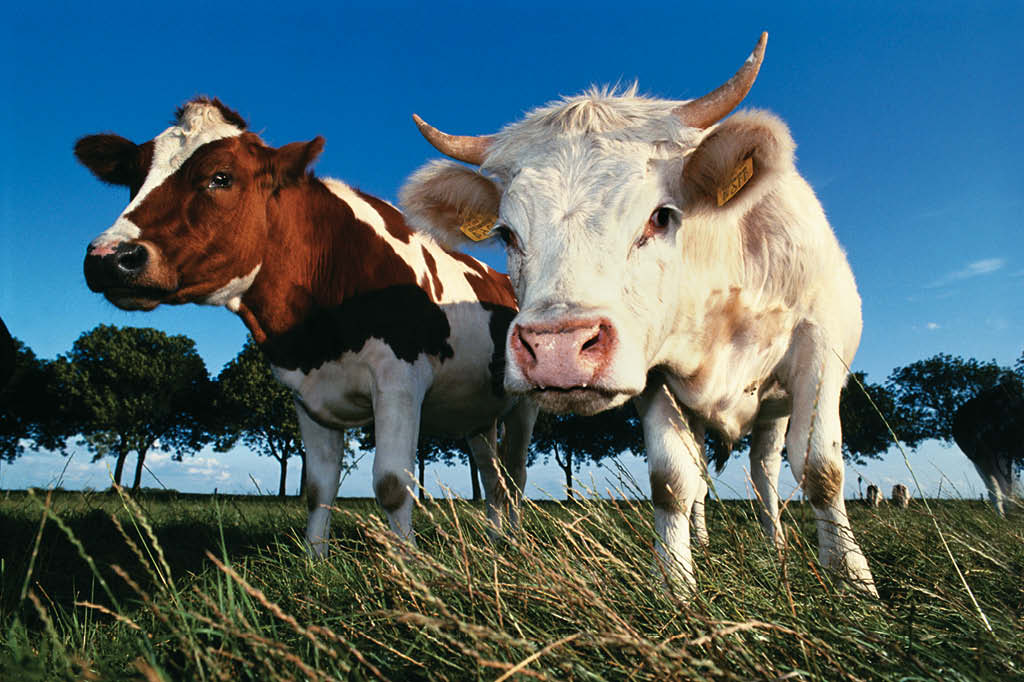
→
(77, 97, 323, 312)
(401, 34, 797, 415)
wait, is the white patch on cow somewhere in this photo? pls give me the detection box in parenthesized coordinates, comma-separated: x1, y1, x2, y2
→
(93, 102, 245, 248)
(321, 177, 494, 308)
(321, 179, 387, 233)
(203, 263, 262, 311)
(90, 216, 141, 250)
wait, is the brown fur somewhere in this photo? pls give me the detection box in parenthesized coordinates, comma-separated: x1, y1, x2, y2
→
(650, 469, 686, 513)
(681, 110, 796, 217)
(804, 459, 844, 507)
(374, 472, 408, 512)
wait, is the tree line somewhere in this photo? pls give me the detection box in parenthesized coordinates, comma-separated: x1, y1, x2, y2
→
(1, 323, 1022, 497)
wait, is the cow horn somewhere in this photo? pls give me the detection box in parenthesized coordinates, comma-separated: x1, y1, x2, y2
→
(672, 32, 768, 129)
(412, 114, 494, 166)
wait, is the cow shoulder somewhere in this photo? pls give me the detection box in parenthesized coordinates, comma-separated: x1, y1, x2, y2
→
(399, 160, 502, 250)
(680, 109, 796, 218)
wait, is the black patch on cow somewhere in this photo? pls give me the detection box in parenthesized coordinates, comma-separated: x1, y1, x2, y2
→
(483, 303, 516, 397)
(262, 285, 454, 373)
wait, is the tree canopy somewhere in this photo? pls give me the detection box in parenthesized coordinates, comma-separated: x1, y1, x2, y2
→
(215, 339, 305, 497)
(886, 353, 1006, 448)
(51, 325, 214, 491)
(0, 337, 61, 464)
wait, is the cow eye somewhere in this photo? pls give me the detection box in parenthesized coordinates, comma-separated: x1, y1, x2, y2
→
(208, 172, 233, 189)
(638, 205, 678, 248)
(494, 225, 520, 252)
(650, 206, 674, 230)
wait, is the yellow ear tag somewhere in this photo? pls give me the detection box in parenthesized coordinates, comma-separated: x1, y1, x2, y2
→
(716, 157, 754, 206)
(459, 211, 497, 241)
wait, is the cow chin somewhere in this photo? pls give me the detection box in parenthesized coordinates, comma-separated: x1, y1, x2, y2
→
(530, 387, 633, 416)
(103, 288, 166, 311)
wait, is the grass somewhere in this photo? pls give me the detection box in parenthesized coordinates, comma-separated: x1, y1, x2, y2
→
(0, 483, 1020, 681)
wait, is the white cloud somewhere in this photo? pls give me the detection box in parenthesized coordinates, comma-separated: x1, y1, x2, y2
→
(926, 322, 940, 330)
(927, 258, 1006, 288)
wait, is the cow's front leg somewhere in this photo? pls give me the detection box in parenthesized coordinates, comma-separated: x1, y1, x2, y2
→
(690, 476, 709, 548)
(636, 378, 706, 593)
(296, 401, 347, 558)
(371, 379, 426, 544)
(749, 415, 787, 548)
(785, 325, 877, 596)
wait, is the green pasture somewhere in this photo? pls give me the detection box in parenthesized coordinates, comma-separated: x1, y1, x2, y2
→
(0, 486, 1020, 680)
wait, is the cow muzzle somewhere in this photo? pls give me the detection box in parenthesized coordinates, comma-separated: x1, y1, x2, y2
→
(83, 241, 173, 310)
(509, 316, 632, 414)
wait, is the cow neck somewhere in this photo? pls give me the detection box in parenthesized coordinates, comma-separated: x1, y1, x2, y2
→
(236, 178, 422, 344)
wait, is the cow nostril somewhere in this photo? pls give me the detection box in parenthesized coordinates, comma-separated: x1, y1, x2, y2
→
(580, 329, 602, 352)
(115, 243, 148, 274)
(515, 327, 537, 362)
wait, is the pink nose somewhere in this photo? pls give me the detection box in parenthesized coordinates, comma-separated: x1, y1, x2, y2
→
(511, 318, 615, 389)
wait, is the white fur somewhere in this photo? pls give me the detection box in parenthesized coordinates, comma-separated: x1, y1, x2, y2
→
(204, 263, 261, 311)
(401, 90, 877, 596)
(91, 102, 244, 251)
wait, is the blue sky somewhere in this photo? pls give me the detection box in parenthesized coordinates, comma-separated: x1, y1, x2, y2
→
(1, 2, 1021, 501)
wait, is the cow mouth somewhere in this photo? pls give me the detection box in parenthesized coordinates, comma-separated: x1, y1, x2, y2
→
(103, 287, 170, 311)
(529, 386, 632, 416)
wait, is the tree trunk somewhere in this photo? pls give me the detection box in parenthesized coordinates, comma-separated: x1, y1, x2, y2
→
(113, 449, 128, 487)
(555, 444, 573, 500)
(468, 452, 481, 502)
(298, 452, 307, 498)
(418, 453, 426, 502)
(131, 448, 146, 492)
(278, 455, 288, 498)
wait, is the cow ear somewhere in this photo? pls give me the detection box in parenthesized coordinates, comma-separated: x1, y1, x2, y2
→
(74, 134, 147, 187)
(272, 137, 325, 187)
(680, 110, 796, 217)
(399, 160, 502, 250)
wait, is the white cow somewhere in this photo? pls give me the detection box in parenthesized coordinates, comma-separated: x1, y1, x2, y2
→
(400, 33, 877, 595)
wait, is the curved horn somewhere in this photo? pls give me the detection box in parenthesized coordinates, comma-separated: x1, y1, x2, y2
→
(672, 32, 768, 129)
(412, 114, 495, 166)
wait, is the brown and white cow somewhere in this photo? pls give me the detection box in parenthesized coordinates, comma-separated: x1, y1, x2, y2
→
(865, 485, 882, 508)
(76, 98, 537, 554)
(400, 33, 877, 595)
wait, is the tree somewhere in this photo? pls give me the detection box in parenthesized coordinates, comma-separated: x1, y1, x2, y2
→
(839, 371, 902, 464)
(52, 325, 214, 491)
(887, 353, 1005, 448)
(215, 339, 306, 497)
(530, 405, 643, 499)
(0, 337, 62, 467)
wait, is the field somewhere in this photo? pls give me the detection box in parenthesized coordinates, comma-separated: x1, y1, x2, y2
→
(0, 485, 1021, 681)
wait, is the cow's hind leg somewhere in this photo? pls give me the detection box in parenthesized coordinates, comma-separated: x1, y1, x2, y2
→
(636, 378, 706, 594)
(296, 402, 347, 558)
(750, 415, 787, 548)
(499, 399, 538, 530)
(467, 421, 506, 536)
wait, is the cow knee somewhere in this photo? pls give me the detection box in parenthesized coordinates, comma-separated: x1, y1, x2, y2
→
(804, 459, 844, 508)
(374, 472, 409, 512)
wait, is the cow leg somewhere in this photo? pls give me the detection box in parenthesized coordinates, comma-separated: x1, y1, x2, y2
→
(749, 416, 787, 548)
(499, 398, 538, 530)
(371, 382, 426, 544)
(467, 421, 505, 535)
(296, 402, 347, 558)
(636, 378, 706, 593)
(690, 476, 709, 547)
(784, 328, 877, 596)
